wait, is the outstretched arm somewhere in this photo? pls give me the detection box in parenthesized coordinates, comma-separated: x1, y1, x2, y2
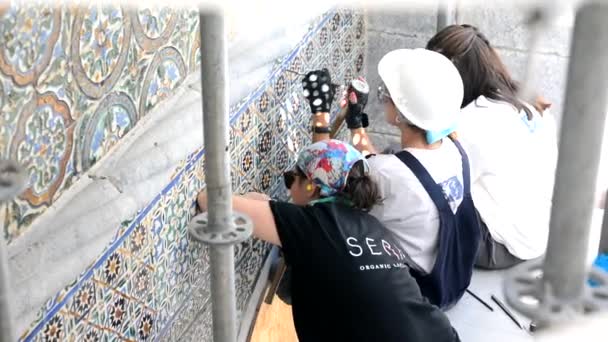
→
(301, 69, 333, 143)
(312, 111, 331, 143)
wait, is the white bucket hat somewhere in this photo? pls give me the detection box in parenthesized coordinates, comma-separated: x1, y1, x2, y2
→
(377, 48, 464, 132)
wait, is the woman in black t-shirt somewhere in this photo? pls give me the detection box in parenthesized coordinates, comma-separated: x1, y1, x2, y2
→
(197, 139, 459, 342)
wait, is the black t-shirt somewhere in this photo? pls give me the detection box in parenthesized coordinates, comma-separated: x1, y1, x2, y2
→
(269, 200, 459, 342)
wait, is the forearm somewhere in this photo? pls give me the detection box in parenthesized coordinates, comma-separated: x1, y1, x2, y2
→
(349, 128, 377, 156)
(312, 112, 331, 143)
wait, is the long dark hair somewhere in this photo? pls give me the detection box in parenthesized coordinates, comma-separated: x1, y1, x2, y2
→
(426, 24, 546, 120)
(341, 160, 381, 211)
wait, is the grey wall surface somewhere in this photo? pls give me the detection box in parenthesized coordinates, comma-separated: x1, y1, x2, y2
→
(364, 3, 573, 149)
(365, 5, 441, 149)
(456, 4, 572, 128)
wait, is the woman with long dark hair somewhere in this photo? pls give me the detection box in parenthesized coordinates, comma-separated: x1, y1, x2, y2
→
(197, 139, 459, 342)
(427, 24, 559, 269)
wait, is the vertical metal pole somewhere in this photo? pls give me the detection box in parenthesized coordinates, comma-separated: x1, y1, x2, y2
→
(0, 235, 13, 342)
(543, 3, 608, 300)
(600, 190, 608, 253)
(0, 160, 26, 342)
(199, 9, 237, 342)
(437, 0, 456, 32)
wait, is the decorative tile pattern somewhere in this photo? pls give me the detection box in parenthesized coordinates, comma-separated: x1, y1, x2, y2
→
(17, 7, 365, 342)
(0, 4, 61, 86)
(71, 5, 131, 99)
(41, 315, 66, 342)
(82, 92, 137, 169)
(131, 7, 178, 51)
(0, 5, 199, 240)
(10, 92, 74, 207)
(140, 46, 187, 115)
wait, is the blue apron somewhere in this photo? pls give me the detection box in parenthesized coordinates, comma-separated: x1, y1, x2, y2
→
(394, 138, 481, 309)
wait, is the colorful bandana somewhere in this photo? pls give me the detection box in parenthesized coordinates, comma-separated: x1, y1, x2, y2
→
(296, 139, 368, 196)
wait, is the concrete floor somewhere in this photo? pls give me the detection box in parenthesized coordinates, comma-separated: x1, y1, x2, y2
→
(447, 270, 533, 342)
(448, 207, 606, 342)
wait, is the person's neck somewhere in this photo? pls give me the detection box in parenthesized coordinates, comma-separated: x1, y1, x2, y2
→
(400, 131, 442, 150)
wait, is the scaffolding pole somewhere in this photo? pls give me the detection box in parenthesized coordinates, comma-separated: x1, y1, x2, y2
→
(437, 0, 456, 31)
(505, 2, 608, 325)
(0, 231, 13, 342)
(199, 9, 238, 342)
(600, 190, 608, 253)
(0, 160, 27, 342)
(542, 2, 608, 300)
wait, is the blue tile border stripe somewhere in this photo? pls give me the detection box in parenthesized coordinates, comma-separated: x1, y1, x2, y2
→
(20, 8, 337, 341)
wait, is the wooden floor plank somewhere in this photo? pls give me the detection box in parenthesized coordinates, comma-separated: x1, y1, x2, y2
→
(250, 295, 298, 342)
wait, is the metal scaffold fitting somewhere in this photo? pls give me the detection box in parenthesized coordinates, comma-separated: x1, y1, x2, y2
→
(504, 2, 608, 329)
(189, 212, 253, 246)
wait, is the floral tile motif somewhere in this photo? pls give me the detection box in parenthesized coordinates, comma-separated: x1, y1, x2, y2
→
(67, 280, 97, 323)
(71, 5, 131, 99)
(134, 308, 155, 340)
(140, 46, 187, 115)
(131, 6, 177, 51)
(256, 90, 272, 114)
(81, 92, 137, 170)
(0, 4, 61, 86)
(18, 7, 365, 342)
(272, 74, 289, 101)
(128, 264, 154, 305)
(10, 92, 74, 207)
(356, 53, 365, 73)
(100, 291, 133, 335)
(355, 15, 365, 40)
(40, 315, 65, 342)
(331, 12, 342, 31)
(1, 5, 194, 240)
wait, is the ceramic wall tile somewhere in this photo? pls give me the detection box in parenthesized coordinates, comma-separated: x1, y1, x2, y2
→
(15, 7, 366, 341)
(0, 3, 198, 242)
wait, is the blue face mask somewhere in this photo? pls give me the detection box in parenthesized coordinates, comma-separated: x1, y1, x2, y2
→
(426, 123, 457, 144)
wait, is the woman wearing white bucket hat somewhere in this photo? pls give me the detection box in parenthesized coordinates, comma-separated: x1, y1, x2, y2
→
(304, 48, 481, 309)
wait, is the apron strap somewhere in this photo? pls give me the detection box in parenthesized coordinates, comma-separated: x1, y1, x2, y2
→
(394, 138, 471, 213)
(394, 150, 452, 214)
(449, 138, 471, 195)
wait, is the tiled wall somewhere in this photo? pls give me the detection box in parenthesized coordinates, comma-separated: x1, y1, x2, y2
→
(13, 7, 366, 341)
(0, 4, 200, 242)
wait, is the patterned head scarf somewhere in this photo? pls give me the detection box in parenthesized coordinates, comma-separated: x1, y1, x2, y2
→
(296, 139, 368, 196)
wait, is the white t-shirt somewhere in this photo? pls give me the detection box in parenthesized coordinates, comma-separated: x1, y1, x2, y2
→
(457, 96, 559, 260)
(368, 138, 465, 273)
